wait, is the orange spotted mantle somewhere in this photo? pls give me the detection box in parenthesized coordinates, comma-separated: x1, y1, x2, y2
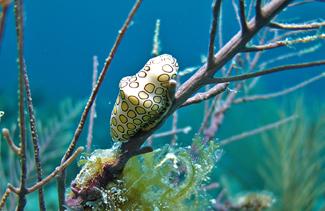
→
(110, 54, 179, 142)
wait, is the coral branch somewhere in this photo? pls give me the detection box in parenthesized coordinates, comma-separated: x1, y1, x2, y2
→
(181, 83, 229, 107)
(57, 1, 143, 209)
(61, 0, 143, 164)
(204, 84, 242, 140)
(208, 0, 222, 67)
(258, 44, 321, 68)
(0, 184, 20, 209)
(268, 21, 325, 30)
(210, 60, 325, 83)
(175, 0, 293, 104)
(0, 2, 9, 49)
(243, 34, 325, 52)
(2, 128, 21, 155)
(219, 115, 297, 145)
(218, 6, 223, 49)
(86, 56, 99, 152)
(288, 0, 315, 7)
(152, 19, 161, 57)
(22, 61, 46, 210)
(234, 73, 325, 104)
(151, 126, 192, 139)
(255, 0, 263, 19)
(28, 147, 84, 193)
(14, 0, 28, 209)
(239, 0, 249, 33)
(0, 186, 11, 209)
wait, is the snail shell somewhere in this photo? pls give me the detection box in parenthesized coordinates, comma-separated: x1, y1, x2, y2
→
(110, 54, 179, 142)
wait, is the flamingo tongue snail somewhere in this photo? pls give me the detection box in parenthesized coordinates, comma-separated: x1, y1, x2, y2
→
(110, 54, 179, 142)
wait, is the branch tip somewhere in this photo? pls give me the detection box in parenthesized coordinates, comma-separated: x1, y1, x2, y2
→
(208, 0, 222, 68)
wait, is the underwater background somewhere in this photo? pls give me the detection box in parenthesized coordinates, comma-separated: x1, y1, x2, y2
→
(0, 0, 325, 210)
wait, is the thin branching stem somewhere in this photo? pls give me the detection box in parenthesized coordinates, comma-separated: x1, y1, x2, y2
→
(86, 56, 99, 152)
(22, 62, 46, 210)
(220, 115, 297, 145)
(243, 33, 325, 52)
(209, 60, 325, 83)
(152, 19, 161, 57)
(28, 147, 83, 193)
(256, 0, 263, 20)
(0, 3, 9, 49)
(152, 127, 192, 139)
(0, 186, 11, 209)
(268, 21, 325, 30)
(181, 83, 229, 107)
(288, 0, 315, 7)
(204, 83, 242, 140)
(56, 0, 143, 209)
(239, 0, 248, 33)
(14, 0, 28, 209)
(2, 128, 21, 155)
(234, 73, 325, 104)
(0, 184, 20, 209)
(208, 0, 222, 67)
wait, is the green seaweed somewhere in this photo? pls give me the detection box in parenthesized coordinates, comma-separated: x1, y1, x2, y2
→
(72, 136, 220, 210)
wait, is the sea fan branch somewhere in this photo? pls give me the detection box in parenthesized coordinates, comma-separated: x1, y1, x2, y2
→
(234, 73, 325, 104)
(208, 0, 222, 68)
(209, 60, 325, 83)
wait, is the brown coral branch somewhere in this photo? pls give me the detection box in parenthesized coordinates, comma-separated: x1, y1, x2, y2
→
(22, 61, 46, 210)
(14, 0, 28, 209)
(0, 184, 20, 209)
(268, 21, 325, 30)
(219, 115, 297, 145)
(208, 0, 222, 68)
(198, 63, 236, 134)
(175, 0, 293, 104)
(234, 73, 325, 104)
(2, 128, 21, 155)
(0, 186, 12, 209)
(209, 60, 325, 83)
(204, 83, 242, 140)
(57, 0, 143, 209)
(181, 83, 229, 107)
(239, 0, 249, 33)
(0, 3, 9, 49)
(86, 56, 99, 152)
(255, 0, 263, 20)
(28, 147, 84, 193)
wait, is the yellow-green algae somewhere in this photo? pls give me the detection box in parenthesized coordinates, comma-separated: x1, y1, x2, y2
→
(72, 137, 220, 210)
